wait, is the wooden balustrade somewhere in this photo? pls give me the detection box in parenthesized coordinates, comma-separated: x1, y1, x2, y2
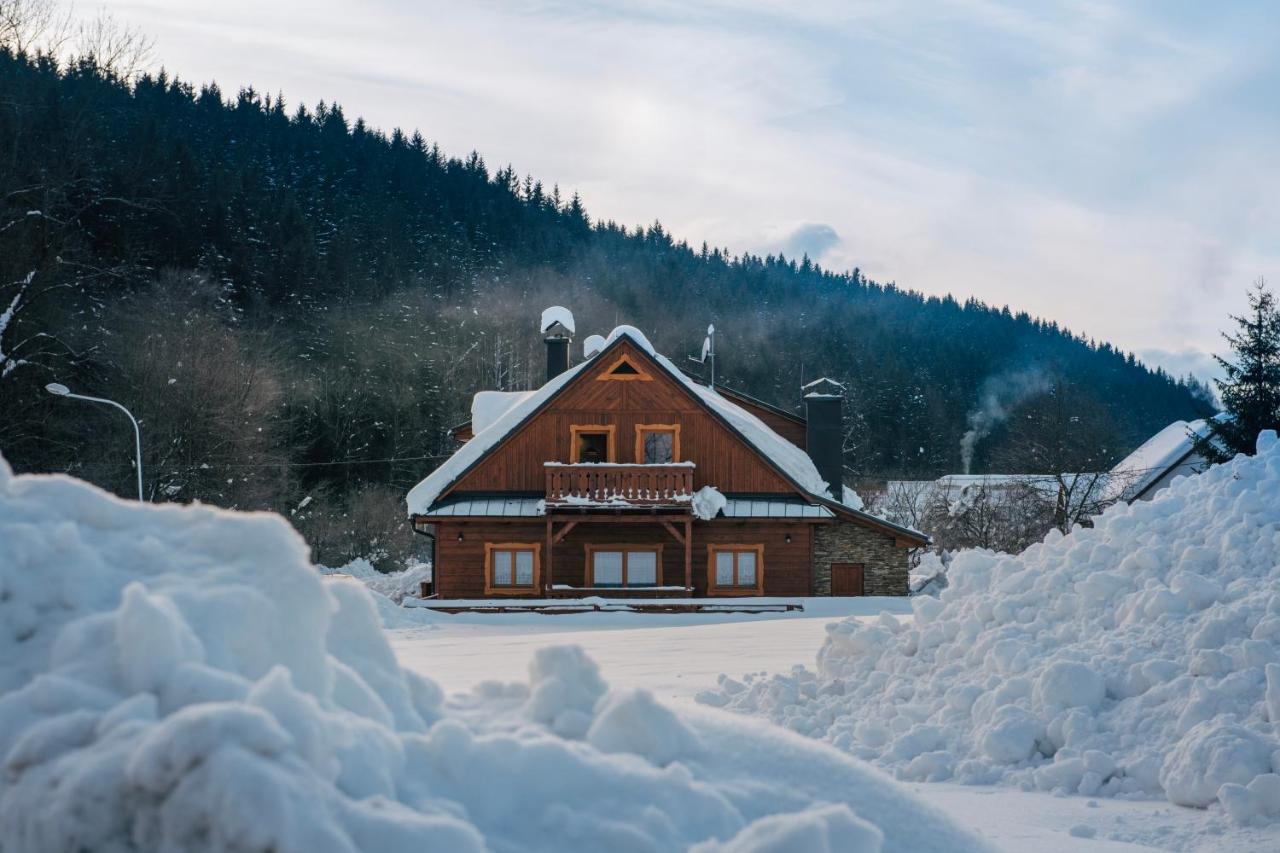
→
(544, 463, 695, 506)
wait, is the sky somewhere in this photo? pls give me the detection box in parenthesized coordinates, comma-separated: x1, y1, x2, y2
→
(101, 0, 1280, 384)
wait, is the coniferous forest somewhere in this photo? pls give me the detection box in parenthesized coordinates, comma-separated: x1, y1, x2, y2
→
(0, 45, 1213, 566)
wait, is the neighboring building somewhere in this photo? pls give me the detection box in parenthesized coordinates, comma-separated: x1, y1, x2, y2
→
(407, 313, 927, 599)
(1105, 417, 1220, 503)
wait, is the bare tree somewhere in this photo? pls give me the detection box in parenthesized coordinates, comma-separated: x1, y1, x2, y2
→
(0, 0, 71, 54)
(72, 10, 153, 80)
(990, 373, 1122, 532)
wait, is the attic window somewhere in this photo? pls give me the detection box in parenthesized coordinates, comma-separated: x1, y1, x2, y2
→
(597, 354, 652, 381)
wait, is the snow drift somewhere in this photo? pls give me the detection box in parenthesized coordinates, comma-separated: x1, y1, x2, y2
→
(702, 433, 1280, 822)
(0, 456, 988, 852)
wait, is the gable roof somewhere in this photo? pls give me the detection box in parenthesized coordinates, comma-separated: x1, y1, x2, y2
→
(1105, 416, 1223, 502)
(406, 326, 926, 544)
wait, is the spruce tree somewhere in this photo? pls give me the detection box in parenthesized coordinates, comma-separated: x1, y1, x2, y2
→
(1194, 280, 1280, 461)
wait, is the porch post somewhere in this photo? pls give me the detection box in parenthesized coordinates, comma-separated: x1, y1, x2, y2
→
(684, 517, 692, 592)
(545, 518, 554, 596)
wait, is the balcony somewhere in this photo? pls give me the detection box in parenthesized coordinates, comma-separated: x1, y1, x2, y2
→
(544, 462, 695, 508)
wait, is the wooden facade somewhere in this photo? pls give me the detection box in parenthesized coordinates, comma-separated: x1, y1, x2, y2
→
(413, 333, 925, 599)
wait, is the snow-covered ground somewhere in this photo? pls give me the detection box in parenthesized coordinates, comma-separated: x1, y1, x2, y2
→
(388, 598, 905, 709)
(0, 456, 987, 852)
(388, 600, 1280, 852)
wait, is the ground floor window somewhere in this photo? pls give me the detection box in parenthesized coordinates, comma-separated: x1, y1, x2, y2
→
(485, 543, 540, 594)
(707, 544, 764, 596)
(586, 545, 661, 587)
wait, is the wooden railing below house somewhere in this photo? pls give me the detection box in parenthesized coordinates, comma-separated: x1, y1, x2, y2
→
(544, 462, 695, 507)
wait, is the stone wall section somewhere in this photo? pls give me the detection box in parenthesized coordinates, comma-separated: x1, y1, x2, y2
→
(812, 522, 909, 596)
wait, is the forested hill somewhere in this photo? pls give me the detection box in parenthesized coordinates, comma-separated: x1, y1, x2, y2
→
(0, 48, 1211, 562)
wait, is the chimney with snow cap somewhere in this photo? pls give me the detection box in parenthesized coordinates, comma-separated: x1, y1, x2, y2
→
(803, 377, 846, 500)
(540, 306, 575, 382)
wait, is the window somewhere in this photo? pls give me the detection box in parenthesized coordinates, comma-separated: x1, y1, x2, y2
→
(485, 543, 540, 594)
(587, 545, 662, 587)
(707, 545, 764, 595)
(570, 424, 616, 463)
(596, 354, 652, 381)
(635, 424, 680, 464)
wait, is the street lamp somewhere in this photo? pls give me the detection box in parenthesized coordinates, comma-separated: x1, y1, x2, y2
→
(46, 383, 144, 501)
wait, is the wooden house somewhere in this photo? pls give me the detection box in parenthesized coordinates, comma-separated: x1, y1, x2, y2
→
(406, 315, 927, 599)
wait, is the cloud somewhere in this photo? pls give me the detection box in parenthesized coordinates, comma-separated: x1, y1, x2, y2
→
(1136, 348, 1224, 387)
(774, 222, 842, 262)
(98, 0, 1280, 356)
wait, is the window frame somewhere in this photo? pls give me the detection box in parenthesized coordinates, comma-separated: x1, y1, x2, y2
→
(634, 423, 681, 464)
(585, 544, 663, 588)
(569, 424, 617, 463)
(596, 354, 653, 381)
(706, 544, 765, 596)
(484, 542, 541, 595)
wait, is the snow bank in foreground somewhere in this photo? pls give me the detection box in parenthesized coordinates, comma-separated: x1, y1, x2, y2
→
(0, 457, 988, 852)
(701, 433, 1280, 822)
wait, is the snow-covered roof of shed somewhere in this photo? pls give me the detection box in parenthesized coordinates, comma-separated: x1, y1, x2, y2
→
(1104, 417, 1218, 502)
(540, 306, 575, 336)
(408, 326, 927, 543)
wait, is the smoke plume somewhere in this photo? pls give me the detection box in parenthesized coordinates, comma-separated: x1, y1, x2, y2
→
(960, 367, 1051, 473)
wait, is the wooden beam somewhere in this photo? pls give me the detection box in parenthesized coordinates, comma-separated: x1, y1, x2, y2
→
(660, 521, 685, 544)
(552, 520, 579, 544)
(684, 518, 692, 591)
(545, 518, 554, 594)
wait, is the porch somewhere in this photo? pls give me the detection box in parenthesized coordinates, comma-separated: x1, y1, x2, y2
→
(543, 511, 695, 596)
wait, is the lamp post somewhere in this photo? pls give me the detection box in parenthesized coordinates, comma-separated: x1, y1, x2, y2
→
(46, 383, 144, 501)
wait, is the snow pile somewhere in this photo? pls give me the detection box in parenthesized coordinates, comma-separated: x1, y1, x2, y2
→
(539, 305, 575, 335)
(702, 433, 1280, 821)
(471, 390, 534, 434)
(0, 458, 988, 852)
(318, 558, 432, 603)
(692, 484, 727, 520)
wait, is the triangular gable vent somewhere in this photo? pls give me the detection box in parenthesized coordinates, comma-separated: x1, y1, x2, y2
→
(597, 354, 652, 381)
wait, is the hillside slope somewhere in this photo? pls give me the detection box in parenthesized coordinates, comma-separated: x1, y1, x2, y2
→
(0, 48, 1209, 563)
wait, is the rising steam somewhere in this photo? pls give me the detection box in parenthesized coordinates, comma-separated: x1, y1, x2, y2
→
(960, 367, 1051, 473)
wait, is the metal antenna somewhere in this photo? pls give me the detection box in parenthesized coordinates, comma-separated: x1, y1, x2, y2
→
(687, 324, 716, 388)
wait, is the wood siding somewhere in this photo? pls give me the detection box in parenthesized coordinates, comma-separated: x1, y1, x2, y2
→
(431, 518, 816, 598)
(443, 339, 795, 498)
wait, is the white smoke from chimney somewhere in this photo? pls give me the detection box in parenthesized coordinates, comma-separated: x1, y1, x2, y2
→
(960, 368, 1051, 473)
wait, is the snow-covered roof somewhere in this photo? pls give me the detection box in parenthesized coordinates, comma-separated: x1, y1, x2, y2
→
(1104, 417, 1218, 502)
(540, 305, 575, 335)
(471, 390, 535, 435)
(407, 326, 926, 542)
(802, 376, 845, 399)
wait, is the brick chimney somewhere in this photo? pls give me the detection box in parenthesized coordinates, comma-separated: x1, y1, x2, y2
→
(803, 377, 846, 500)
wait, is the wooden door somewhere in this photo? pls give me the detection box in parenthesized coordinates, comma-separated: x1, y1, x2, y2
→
(831, 563, 864, 596)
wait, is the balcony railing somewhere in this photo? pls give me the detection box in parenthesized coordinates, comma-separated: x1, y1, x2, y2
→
(544, 463, 695, 507)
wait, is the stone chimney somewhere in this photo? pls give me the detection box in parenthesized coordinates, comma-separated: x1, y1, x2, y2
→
(803, 377, 846, 500)
(540, 306, 575, 382)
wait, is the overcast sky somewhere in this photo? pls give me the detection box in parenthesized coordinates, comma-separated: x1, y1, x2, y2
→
(103, 0, 1279, 383)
